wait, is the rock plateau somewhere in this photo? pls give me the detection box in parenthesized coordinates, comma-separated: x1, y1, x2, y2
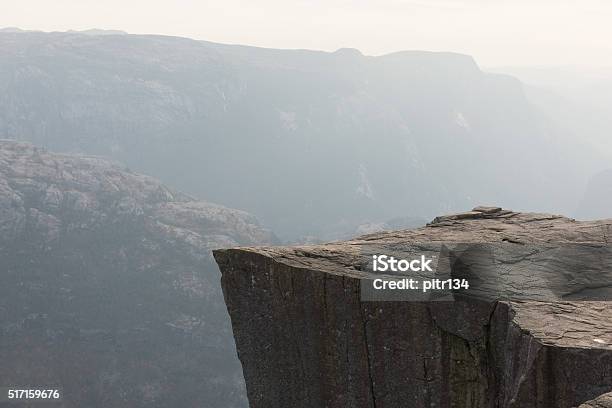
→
(215, 207, 612, 408)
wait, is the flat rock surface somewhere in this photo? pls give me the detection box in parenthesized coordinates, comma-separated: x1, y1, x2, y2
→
(511, 301, 612, 348)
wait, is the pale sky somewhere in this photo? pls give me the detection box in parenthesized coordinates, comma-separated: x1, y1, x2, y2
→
(2, 0, 612, 67)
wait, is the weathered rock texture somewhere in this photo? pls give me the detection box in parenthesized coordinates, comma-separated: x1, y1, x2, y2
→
(0, 140, 275, 407)
(214, 207, 612, 408)
(576, 392, 612, 408)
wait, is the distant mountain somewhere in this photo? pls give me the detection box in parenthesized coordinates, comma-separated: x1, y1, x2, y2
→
(0, 27, 27, 33)
(351, 215, 427, 237)
(0, 30, 599, 239)
(0, 140, 275, 407)
(488, 65, 612, 157)
(67, 29, 128, 36)
(576, 169, 612, 220)
(488, 66, 612, 220)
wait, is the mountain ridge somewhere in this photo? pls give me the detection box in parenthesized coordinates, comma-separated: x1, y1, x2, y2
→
(0, 29, 599, 240)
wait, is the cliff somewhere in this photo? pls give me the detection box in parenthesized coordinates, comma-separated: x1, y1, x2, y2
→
(214, 207, 612, 408)
(0, 140, 275, 407)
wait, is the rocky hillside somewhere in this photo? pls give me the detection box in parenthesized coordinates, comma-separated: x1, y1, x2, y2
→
(0, 30, 597, 240)
(215, 207, 612, 408)
(0, 140, 275, 407)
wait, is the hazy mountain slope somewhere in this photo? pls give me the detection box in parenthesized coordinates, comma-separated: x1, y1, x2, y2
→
(0, 31, 597, 239)
(487, 66, 612, 220)
(0, 140, 275, 407)
(576, 169, 612, 220)
(488, 66, 612, 159)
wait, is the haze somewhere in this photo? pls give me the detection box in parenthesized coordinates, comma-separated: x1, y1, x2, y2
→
(2, 0, 612, 67)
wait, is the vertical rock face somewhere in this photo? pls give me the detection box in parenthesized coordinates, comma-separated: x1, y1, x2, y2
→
(214, 208, 612, 408)
(0, 141, 276, 407)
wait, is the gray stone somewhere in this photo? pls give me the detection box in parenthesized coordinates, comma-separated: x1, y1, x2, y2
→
(576, 392, 612, 408)
(215, 208, 612, 408)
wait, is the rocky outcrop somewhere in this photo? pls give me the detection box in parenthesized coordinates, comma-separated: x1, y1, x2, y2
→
(0, 140, 275, 407)
(576, 392, 612, 408)
(214, 207, 612, 408)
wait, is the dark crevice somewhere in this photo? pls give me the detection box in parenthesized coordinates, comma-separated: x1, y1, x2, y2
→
(360, 304, 378, 408)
